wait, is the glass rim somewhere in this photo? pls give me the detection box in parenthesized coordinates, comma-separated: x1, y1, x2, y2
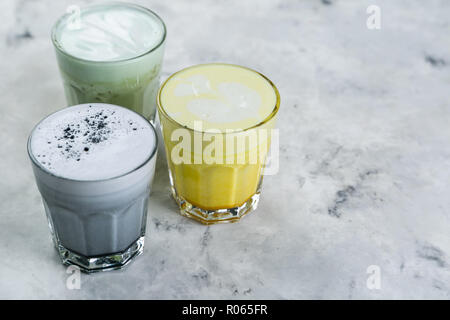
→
(157, 63, 280, 134)
(51, 1, 167, 64)
(27, 103, 158, 183)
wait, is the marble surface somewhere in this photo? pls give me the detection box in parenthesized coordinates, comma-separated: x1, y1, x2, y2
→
(0, 0, 449, 299)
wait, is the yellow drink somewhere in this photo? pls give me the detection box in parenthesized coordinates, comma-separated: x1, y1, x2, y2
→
(158, 63, 280, 224)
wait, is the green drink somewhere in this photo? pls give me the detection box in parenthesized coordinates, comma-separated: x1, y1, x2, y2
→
(51, 2, 166, 120)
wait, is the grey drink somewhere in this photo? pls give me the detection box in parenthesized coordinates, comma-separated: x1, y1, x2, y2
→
(28, 103, 158, 272)
(51, 3, 166, 120)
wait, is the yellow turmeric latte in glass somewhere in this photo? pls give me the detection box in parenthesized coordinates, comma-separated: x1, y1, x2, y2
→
(158, 63, 280, 224)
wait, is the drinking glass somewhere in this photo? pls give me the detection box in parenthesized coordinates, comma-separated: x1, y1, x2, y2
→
(157, 63, 280, 224)
(51, 2, 166, 121)
(28, 104, 158, 272)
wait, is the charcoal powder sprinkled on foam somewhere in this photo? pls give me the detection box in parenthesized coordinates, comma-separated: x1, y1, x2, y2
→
(53, 108, 114, 162)
(35, 105, 156, 182)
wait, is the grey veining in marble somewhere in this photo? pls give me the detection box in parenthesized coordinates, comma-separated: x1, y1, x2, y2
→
(0, 0, 449, 299)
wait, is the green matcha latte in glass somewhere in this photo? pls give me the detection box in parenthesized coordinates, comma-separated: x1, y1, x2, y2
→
(51, 2, 166, 120)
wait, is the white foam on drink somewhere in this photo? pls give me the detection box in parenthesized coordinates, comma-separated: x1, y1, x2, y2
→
(55, 4, 165, 61)
(175, 76, 263, 123)
(160, 64, 277, 131)
(30, 104, 156, 181)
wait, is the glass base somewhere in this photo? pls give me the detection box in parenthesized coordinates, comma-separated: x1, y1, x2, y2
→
(171, 188, 260, 225)
(56, 236, 145, 273)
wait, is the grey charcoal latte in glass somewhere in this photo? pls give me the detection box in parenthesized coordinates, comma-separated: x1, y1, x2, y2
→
(51, 2, 166, 121)
(28, 103, 158, 272)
